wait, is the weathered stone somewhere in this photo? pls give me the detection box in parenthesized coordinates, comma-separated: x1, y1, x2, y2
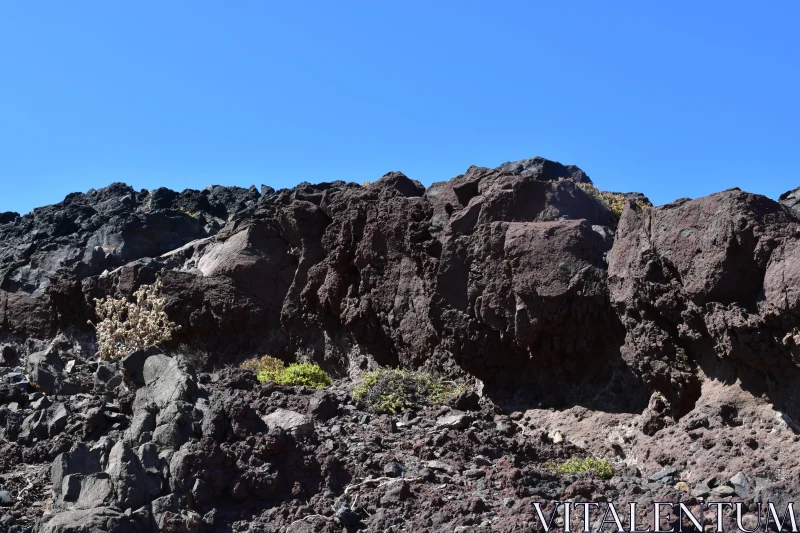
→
(105, 441, 146, 509)
(124, 404, 157, 445)
(383, 461, 403, 478)
(307, 390, 338, 421)
(649, 467, 677, 482)
(122, 347, 163, 388)
(37, 506, 141, 533)
(380, 480, 410, 504)
(335, 506, 361, 526)
(48, 403, 70, 436)
(52, 444, 103, 499)
(730, 472, 751, 497)
(262, 409, 314, 438)
(436, 412, 473, 430)
(31, 395, 52, 411)
(133, 354, 196, 411)
(59, 473, 115, 510)
(710, 484, 735, 497)
(691, 482, 711, 498)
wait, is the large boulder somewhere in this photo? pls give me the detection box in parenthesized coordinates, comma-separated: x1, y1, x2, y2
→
(133, 354, 197, 411)
(608, 190, 800, 416)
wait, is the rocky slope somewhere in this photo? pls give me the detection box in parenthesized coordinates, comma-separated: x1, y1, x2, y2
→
(1, 157, 799, 532)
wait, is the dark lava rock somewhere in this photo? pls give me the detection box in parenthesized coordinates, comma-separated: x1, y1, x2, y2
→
(2, 158, 800, 533)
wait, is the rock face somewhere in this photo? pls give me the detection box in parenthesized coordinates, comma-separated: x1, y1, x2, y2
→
(0, 183, 260, 336)
(1, 161, 631, 404)
(2, 160, 799, 409)
(608, 189, 800, 417)
(1, 157, 800, 531)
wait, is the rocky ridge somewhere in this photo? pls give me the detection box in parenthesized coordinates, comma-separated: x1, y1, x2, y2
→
(0, 157, 799, 532)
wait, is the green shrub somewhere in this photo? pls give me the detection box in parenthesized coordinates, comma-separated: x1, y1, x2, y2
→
(241, 355, 332, 389)
(240, 355, 284, 378)
(269, 362, 332, 388)
(353, 368, 460, 414)
(547, 457, 615, 479)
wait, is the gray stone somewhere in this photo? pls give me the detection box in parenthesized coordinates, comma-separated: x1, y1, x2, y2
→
(60, 473, 114, 510)
(124, 404, 157, 444)
(648, 466, 677, 482)
(191, 479, 213, 506)
(151, 492, 184, 516)
(29, 366, 59, 395)
(48, 403, 70, 436)
(730, 472, 751, 497)
(436, 412, 474, 430)
(137, 443, 165, 499)
(31, 395, 52, 410)
(132, 355, 196, 411)
(0, 490, 11, 504)
(152, 402, 195, 451)
(105, 441, 146, 509)
(335, 506, 361, 526)
(691, 482, 711, 498)
(307, 391, 338, 421)
(122, 347, 162, 388)
(262, 408, 314, 437)
(95, 362, 115, 383)
(710, 484, 735, 497)
(426, 460, 457, 475)
(380, 480, 410, 504)
(52, 443, 103, 498)
(464, 469, 486, 479)
(37, 506, 139, 533)
(383, 461, 403, 478)
(449, 389, 481, 411)
(18, 410, 48, 443)
(169, 447, 194, 492)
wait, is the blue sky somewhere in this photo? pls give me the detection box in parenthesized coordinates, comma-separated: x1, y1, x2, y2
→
(1, 1, 798, 214)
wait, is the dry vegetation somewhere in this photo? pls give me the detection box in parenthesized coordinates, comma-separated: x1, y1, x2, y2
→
(90, 280, 178, 360)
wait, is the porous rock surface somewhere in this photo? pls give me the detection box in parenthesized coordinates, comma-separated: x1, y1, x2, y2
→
(0, 158, 799, 532)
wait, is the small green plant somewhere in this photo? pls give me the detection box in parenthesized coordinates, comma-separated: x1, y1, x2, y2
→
(241, 356, 332, 389)
(362, 180, 371, 188)
(178, 206, 199, 218)
(269, 362, 332, 388)
(352, 368, 460, 414)
(547, 457, 615, 479)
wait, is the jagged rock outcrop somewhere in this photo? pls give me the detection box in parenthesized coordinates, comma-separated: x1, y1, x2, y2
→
(608, 188, 800, 416)
(2, 158, 800, 532)
(3, 159, 799, 411)
(0, 183, 260, 337)
(780, 186, 800, 215)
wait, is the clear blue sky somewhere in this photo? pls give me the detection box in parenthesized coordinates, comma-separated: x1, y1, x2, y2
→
(1, 2, 798, 214)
